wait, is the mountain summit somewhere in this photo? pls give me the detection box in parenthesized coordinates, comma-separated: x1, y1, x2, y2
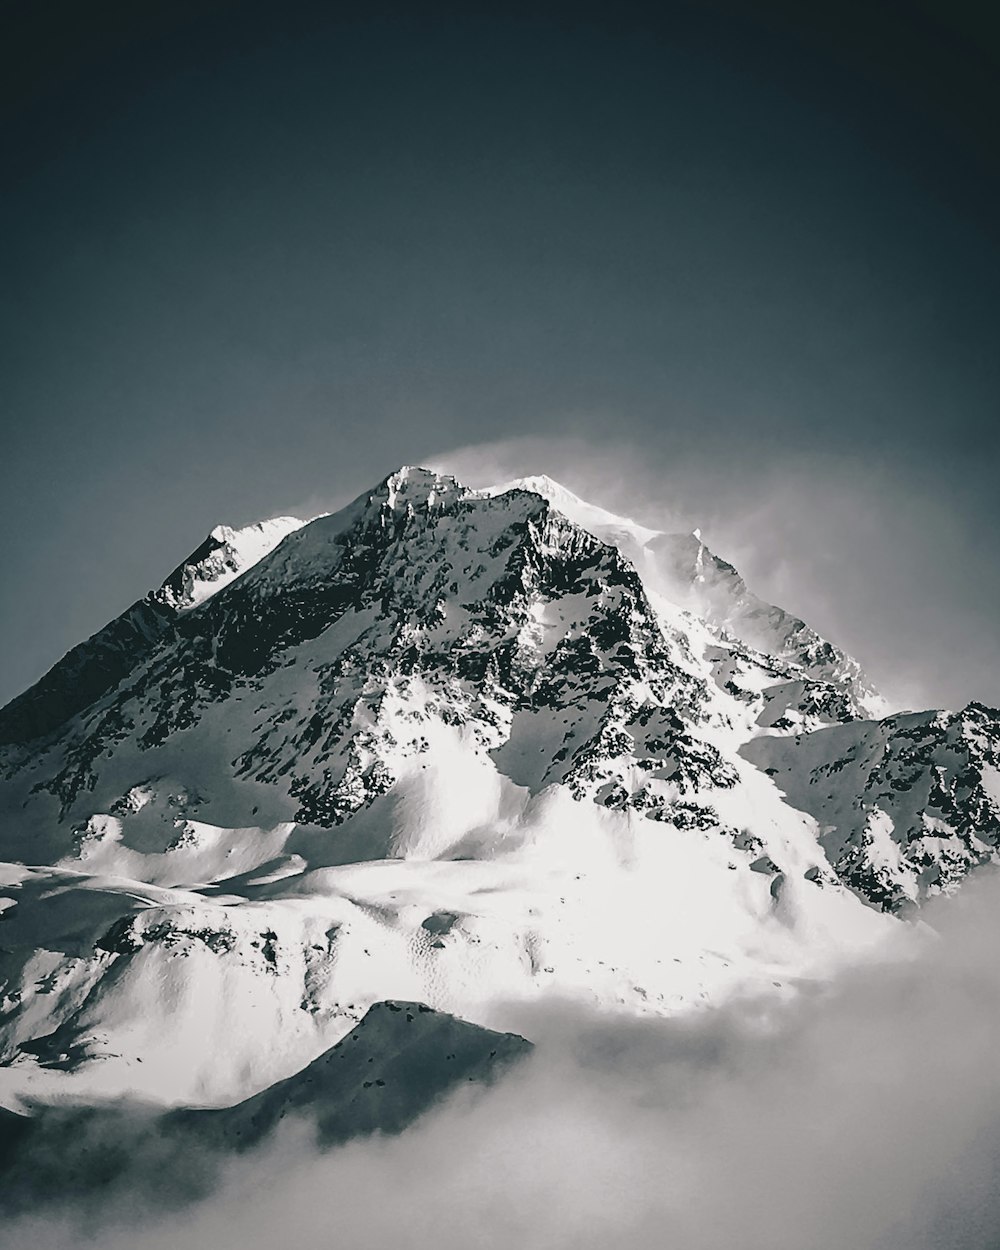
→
(0, 467, 998, 1112)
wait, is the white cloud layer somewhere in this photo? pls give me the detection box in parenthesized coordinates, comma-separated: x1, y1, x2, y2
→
(9, 869, 1000, 1250)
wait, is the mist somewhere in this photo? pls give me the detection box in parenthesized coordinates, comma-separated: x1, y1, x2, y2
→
(6, 872, 1000, 1250)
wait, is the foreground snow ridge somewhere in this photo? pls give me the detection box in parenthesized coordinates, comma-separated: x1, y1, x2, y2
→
(0, 465, 998, 1113)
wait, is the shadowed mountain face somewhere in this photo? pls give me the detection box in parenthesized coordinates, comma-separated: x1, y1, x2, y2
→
(0, 516, 305, 748)
(0, 1001, 530, 1215)
(0, 596, 176, 749)
(0, 466, 998, 1120)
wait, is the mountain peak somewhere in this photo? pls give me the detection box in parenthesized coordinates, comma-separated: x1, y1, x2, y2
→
(377, 466, 464, 509)
(484, 472, 660, 544)
(502, 472, 573, 498)
(169, 515, 308, 611)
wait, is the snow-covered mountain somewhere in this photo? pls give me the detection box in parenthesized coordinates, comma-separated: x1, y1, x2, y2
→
(0, 466, 997, 1119)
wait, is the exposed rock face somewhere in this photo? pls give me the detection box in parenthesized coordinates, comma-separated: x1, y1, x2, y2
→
(745, 702, 1000, 910)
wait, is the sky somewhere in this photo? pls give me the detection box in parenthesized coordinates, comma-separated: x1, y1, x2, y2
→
(1, 0, 998, 711)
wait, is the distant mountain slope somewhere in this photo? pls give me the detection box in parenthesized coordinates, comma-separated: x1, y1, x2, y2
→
(0, 1001, 529, 1214)
(187, 999, 530, 1148)
(744, 702, 1000, 910)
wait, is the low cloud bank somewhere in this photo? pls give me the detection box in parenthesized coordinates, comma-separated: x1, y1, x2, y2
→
(9, 871, 1000, 1250)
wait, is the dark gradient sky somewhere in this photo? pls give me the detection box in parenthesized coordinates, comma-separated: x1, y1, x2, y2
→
(1, 1, 998, 711)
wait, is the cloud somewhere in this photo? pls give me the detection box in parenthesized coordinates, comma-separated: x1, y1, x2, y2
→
(8, 870, 1000, 1250)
